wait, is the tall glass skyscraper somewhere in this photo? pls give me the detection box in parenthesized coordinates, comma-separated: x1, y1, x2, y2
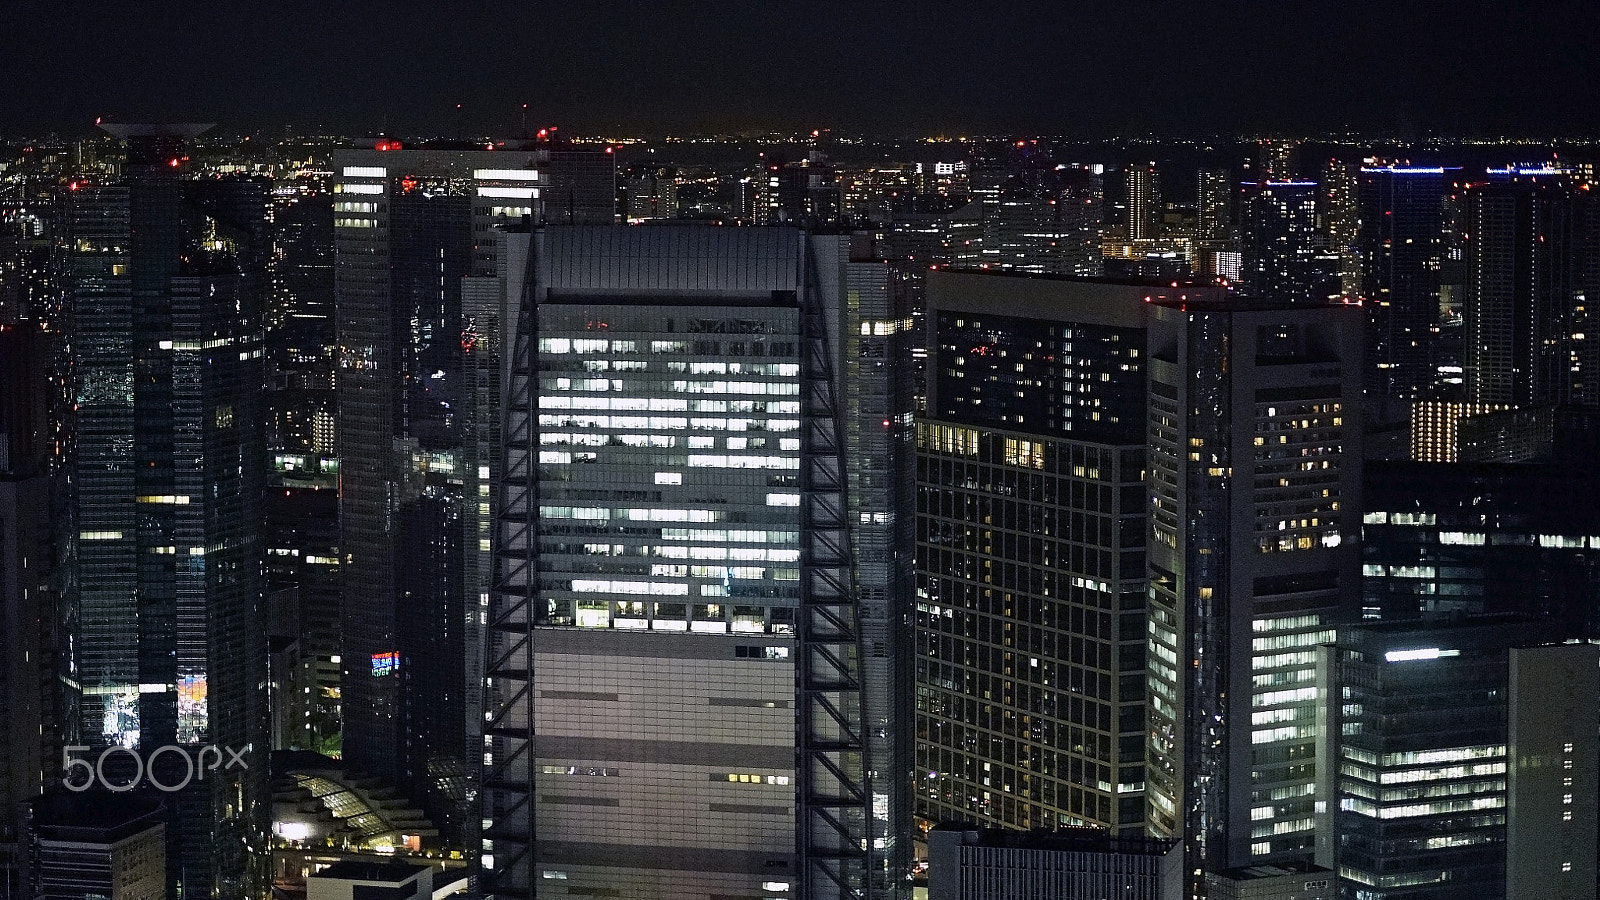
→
(62, 124, 270, 898)
(914, 272, 1158, 838)
(1357, 166, 1447, 401)
(482, 225, 912, 900)
(333, 142, 614, 843)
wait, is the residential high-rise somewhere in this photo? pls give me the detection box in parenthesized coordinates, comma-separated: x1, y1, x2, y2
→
(982, 163, 1104, 277)
(1461, 177, 1597, 407)
(1316, 619, 1598, 900)
(333, 140, 614, 843)
(1127, 163, 1161, 242)
(482, 225, 912, 899)
(1320, 159, 1361, 300)
(1257, 140, 1300, 182)
(914, 272, 1159, 837)
(1240, 180, 1342, 304)
(1358, 166, 1447, 400)
(1197, 169, 1236, 242)
(61, 124, 270, 898)
(1143, 297, 1363, 881)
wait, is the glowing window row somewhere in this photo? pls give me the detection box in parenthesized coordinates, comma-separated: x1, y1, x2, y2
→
(543, 396, 782, 412)
(538, 414, 800, 429)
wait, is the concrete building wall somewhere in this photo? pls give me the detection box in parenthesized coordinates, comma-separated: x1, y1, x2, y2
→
(1507, 643, 1600, 900)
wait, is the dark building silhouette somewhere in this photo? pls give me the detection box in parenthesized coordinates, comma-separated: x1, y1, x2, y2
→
(1359, 166, 1448, 400)
(0, 324, 64, 898)
(1462, 176, 1599, 407)
(1240, 180, 1342, 304)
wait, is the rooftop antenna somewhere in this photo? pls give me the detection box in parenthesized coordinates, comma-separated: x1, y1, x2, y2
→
(520, 104, 530, 141)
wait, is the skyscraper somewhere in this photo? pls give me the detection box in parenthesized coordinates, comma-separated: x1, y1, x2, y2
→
(482, 225, 912, 899)
(1240, 180, 1342, 304)
(0, 323, 61, 898)
(1196, 169, 1236, 242)
(1320, 159, 1361, 300)
(1358, 166, 1447, 400)
(1461, 177, 1596, 408)
(1316, 619, 1598, 899)
(62, 124, 270, 898)
(1126, 163, 1161, 243)
(914, 272, 1158, 837)
(1143, 297, 1363, 882)
(333, 140, 614, 842)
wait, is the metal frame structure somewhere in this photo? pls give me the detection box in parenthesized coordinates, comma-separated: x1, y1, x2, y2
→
(795, 251, 873, 900)
(481, 236, 540, 897)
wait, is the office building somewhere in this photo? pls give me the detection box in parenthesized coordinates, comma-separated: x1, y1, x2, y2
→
(266, 181, 336, 457)
(1361, 459, 1600, 630)
(624, 165, 681, 222)
(1359, 166, 1447, 401)
(29, 789, 166, 900)
(758, 150, 842, 226)
(61, 124, 270, 898)
(1143, 297, 1363, 879)
(884, 198, 984, 267)
(1316, 619, 1598, 899)
(333, 140, 613, 842)
(265, 480, 342, 754)
(482, 226, 912, 899)
(926, 825, 1182, 900)
(915, 272, 1161, 837)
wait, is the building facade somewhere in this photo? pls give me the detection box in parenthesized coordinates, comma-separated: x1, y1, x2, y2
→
(1240, 181, 1341, 305)
(1143, 297, 1363, 880)
(926, 825, 1182, 900)
(1316, 620, 1598, 900)
(1361, 459, 1600, 631)
(61, 124, 270, 898)
(1357, 166, 1447, 401)
(1461, 177, 1597, 407)
(482, 226, 911, 899)
(914, 272, 1158, 838)
(333, 142, 614, 843)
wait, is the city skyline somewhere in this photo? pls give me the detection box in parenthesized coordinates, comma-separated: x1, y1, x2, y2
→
(5, 106, 1600, 900)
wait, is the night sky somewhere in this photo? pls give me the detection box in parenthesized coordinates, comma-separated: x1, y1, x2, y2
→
(2, 1, 1596, 137)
